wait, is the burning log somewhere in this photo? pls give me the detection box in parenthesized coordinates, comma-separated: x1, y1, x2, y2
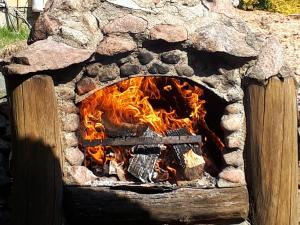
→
(101, 115, 147, 137)
(128, 129, 162, 182)
(166, 128, 204, 181)
(128, 152, 159, 182)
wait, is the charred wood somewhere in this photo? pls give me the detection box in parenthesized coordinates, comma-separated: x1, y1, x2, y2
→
(167, 128, 204, 181)
(101, 115, 147, 137)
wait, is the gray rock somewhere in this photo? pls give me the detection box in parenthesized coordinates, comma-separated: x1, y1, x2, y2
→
(225, 130, 245, 149)
(247, 37, 284, 81)
(28, 12, 60, 44)
(148, 62, 169, 74)
(149, 24, 188, 43)
(61, 26, 90, 46)
(64, 166, 97, 185)
(30, 4, 103, 50)
(76, 77, 97, 95)
(96, 35, 136, 56)
(62, 114, 79, 132)
(56, 85, 76, 101)
(4, 39, 93, 75)
(220, 114, 244, 132)
(200, 74, 244, 102)
(0, 72, 6, 99)
(86, 63, 120, 82)
(64, 147, 84, 166)
(57, 101, 78, 114)
(175, 64, 194, 77)
(218, 166, 246, 184)
(103, 14, 148, 34)
(161, 50, 183, 64)
(138, 50, 154, 65)
(120, 64, 141, 76)
(217, 178, 244, 188)
(225, 102, 244, 114)
(63, 132, 79, 148)
(191, 15, 261, 57)
(223, 150, 244, 167)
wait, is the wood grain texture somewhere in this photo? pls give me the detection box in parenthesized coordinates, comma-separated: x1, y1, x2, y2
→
(64, 186, 249, 225)
(245, 77, 298, 225)
(6, 75, 63, 225)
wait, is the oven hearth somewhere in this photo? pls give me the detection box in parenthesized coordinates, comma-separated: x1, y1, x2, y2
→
(1, 0, 297, 225)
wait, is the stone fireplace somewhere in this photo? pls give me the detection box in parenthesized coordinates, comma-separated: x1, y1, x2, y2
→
(1, 0, 298, 225)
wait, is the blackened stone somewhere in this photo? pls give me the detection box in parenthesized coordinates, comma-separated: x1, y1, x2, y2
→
(148, 63, 169, 74)
(138, 50, 154, 65)
(161, 51, 182, 64)
(86, 63, 120, 82)
(120, 64, 141, 76)
(175, 64, 194, 77)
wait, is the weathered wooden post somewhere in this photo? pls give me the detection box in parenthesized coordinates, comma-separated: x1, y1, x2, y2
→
(245, 76, 298, 225)
(6, 75, 63, 225)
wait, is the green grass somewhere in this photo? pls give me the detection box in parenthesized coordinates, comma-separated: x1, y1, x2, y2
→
(0, 25, 29, 49)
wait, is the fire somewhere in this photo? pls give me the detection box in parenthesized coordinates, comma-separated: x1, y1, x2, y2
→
(79, 76, 224, 180)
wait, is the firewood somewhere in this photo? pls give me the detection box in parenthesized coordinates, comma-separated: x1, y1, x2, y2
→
(166, 128, 204, 181)
(101, 114, 147, 137)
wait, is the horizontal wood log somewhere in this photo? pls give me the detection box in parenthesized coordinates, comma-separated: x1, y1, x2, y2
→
(64, 186, 249, 225)
(82, 135, 202, 147)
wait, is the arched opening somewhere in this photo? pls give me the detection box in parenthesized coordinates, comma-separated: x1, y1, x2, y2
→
(79, 76, 227, 184)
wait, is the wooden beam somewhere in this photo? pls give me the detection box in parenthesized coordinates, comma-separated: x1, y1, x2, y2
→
(6, 75, 63, 225)
(64, 186, 249, 225)
(245, 77, 298, 225)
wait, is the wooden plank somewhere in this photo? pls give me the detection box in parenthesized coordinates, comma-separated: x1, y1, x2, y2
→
(245, 77, 298, 225)
(298, 189, 300, 223)
(82, 135, 202, 147)
(6, 75, 63, 225)
(64, 186, 249, 225)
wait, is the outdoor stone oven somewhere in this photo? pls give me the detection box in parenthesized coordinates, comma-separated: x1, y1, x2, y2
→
(0, 1, 298, 225)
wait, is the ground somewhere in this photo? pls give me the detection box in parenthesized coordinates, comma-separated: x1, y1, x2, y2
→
(236, 10, 300, 77)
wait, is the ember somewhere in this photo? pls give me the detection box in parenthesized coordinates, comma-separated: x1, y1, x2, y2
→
(79, 76, 224, 183)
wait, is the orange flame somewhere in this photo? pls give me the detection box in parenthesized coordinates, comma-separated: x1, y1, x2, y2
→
(79, 76, 223, 177)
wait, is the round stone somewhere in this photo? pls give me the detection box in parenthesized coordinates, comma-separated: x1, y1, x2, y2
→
(64, 147, 84, 166)
(218, 167, 246, 184)
(149, 24, 188, 43)
(225, 103, 244, 114)
(96, 36, 136, 56)
(63, 132, 78, 148)
(161, 50, 182, 64)
(120, 64, 141, 76)
(76, 77, 97, 95)
(221, 114, 243, 132)
(175, 64, 194, 77)
(138, 50, 154, 65)
(86, 63, 120, 82)
(62, 114, 79, 132)
(148, 62, 169, 74)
